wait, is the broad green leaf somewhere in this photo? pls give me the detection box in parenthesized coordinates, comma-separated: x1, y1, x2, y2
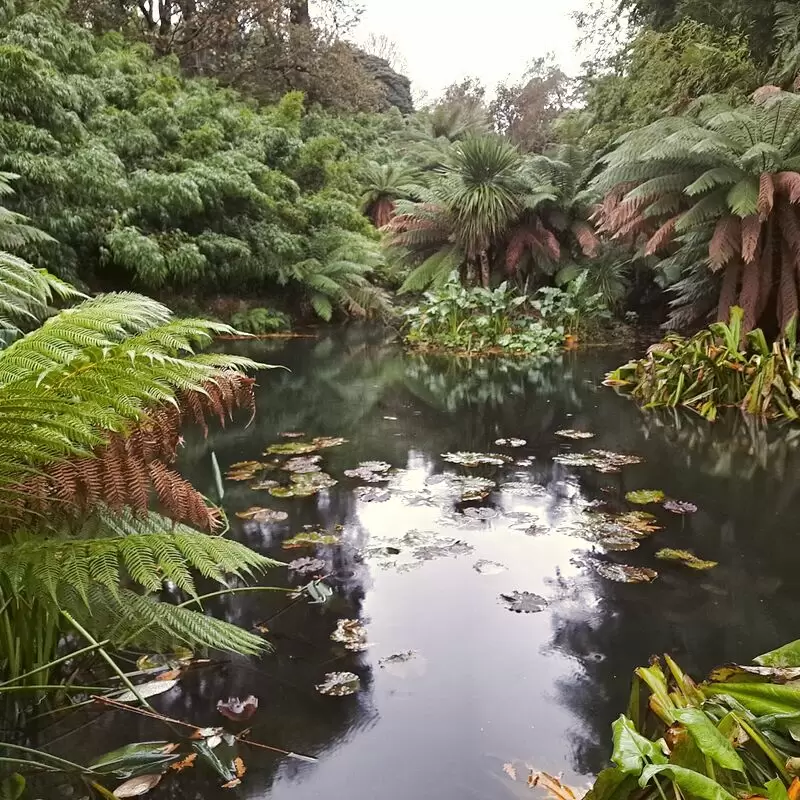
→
(0, 774, 24, 800)
(584, 768, 638, 800)
(611, 715, 667, 774)
(90, 741, 179, 779)
(703, 682, 800, 715)
(756, 640, 800, 667)
(673, 707, 745, 772)
(639, 765, 736, 800)
(766, 778, 790, 800)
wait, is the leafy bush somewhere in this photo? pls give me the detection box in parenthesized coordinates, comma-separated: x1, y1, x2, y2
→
(533, 271, 611, 338)
(403, 278, 564, 356)
(606, 307, 800, 420)
(230, 307, 290, 334)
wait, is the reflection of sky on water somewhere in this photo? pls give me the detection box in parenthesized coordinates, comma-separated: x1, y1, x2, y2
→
(45, 327, 800, 800)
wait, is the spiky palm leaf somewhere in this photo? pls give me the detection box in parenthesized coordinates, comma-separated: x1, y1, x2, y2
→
(358, 161, 422, 228)
(594, 89, 800, 333)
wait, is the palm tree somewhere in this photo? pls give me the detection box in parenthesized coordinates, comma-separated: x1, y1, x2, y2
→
(0, 173, 277, 698)
(594, 88, 800, 334)
(387, 137, 601, 293)
(358, 161, 421, 228)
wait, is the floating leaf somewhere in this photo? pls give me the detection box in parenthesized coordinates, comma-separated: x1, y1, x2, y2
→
(283, 531, 340, 549)
(312, 436, 348, 449)
(282, 455, 323, 474)
(378, 651, 426, 678)
(616, 511, 661, 536)
(527, 770, 581, 800)
(599, 535, 641, 552)
(170, 754, 197, 772)
(473, 559, 507, 575)
(316, 672, 360, 696)
(135, 649, 193, 672)
(359, 461, 392, 473)
(331, 619, 369, 652)
(117, 679, 179, 703)
(463, 506, 499, 520)
(344, 466, 391, 482)
(235, 506, 288, 522)
(499, 591, 549, 613)
(556, 429, 595, 440)
(663, 500, 698, 515)
(292, 472, 337, 490)
(495, 438, 527, 447)
(264, 442, 318, 455)
(288, 557, 326, 574)
(268, 486, 296, 498)
(355, 486, 391, 502)
(217, 696, 258, 722)
(501, 481, 547, 497)
(413, 539, 473, 560)
(516, 458, 535, 466)
(625, 489, 666, 505)
(441, 451, 512, 467)
(249, 479, 279, 490)
(90, 742, 179, 779)
(113, 774, 162, 797)
(591, 560, 658, 583)
(279, 432, 305, 438)
(709, 663, 800, 683)
(225, 461, 265, 481)
(554, 449, 643, 473)
(460, 477, 496, 501)
(503, 763, 517, 781)
(656, 549, 717, 570)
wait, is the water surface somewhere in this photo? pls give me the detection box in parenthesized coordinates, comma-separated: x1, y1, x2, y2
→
(54, 326, 800, 799)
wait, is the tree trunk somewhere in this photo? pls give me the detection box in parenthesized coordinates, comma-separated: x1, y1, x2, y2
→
(465, 261, 476, 286)
(289, 0, 310, 25)
(479, 250, 490, 288)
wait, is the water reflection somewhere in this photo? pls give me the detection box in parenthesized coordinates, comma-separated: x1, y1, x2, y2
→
(44, 328, 800, 798)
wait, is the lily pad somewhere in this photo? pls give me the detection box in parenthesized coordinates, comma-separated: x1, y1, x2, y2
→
(555, 429, 595, 440)
(655, 548, 718, 570)
(288, 557, 327, 574)
(217, 695, 258, 722)
(359, 461, 392, 473)
(282, 455, 323, 474)
(135, 648, 193, 672)
(330, 619, 369, 652)
(225, 461, 265, 481)
(378, 651, 427, 678)
(663, 500, 698, 515)
(413, 539, 473, 559)
(473, 559, 507, 575)
(316, 672, 360, 696)
(463, 506, 499, 520)
(265, 442, 319, 455)
(554, 449, 643, 473)
(459, 476, 496, 501)
(495, 438, 527, 447)
(312, 436, 348, 449)
(279, 431, 305, 439)
(499, 591, 549, 613)
(616, 510, 661, 536)
(283, 531, 340, 549)
(235, 506, 288, 523)
(500, 481, 547, 497)
(442, 451, 512, 467)
(292, 471, 337, 490)
(516, 458, 535, 467)
(625, 489, 666, 505)
(249, 479, 280, 490)
(355, 486, 391, 502)
(590, 560, 658, 583)
(598, 534, 641, 552)
(344, 467, 391, 482)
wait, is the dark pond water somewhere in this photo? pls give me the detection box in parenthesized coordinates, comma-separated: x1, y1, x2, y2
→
(48, 326, 800, 799)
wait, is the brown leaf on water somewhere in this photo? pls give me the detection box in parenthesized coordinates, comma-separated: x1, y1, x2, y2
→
(217, 695, 259, 721)
(234, 757, 246, 778)
(503, 763, 518, 781)
(526, 770, 579, 800)
(221, 778, 241, 789)
(170, 753, 197, 772)
(156, 668, 183, 682)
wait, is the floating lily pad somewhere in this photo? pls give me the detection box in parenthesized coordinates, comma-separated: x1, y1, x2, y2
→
(500, 591, 549, 613)
(414, 539, 473, 559)
(359, 461, 391, 473)
(441, 451, 512, 467)
(282, 455, 323, 474)
(555, 429, 595, 440)
(330, 619, 369, 652)
(516, 458, 535, 467)
(344, 467, 391, 483)
(250, 479, 280, 491)
(225, 460, 265, 481)
(663, 500, 698, 515)
(283, 531, 340, 549)
(235, 506, 288, 522)
(625, 489, 666, 505)
(217, 695, 258, 722)
(288, 557, 327, 574)
(616, 510, 661, 536)
(590, 560, 658, 583)
(500, 481, 547, 497)
(656, 548, 717, 570)
(495, 438, 527, 447)
(463, 506, 499, 520)
(378, 651, 427, 678)
(279, 432, 305, 439)
(292, 471, 337, 489)
(265, 442, 319, 455)
(459, 476, 496, 501)
(473, 559, 507, 575)
(554, 449, 643, 473)
(316, 672, 360, 696)
(598, 534, 641, 552)
(136, 648, 193, 672)
(355, 486, 391, 502)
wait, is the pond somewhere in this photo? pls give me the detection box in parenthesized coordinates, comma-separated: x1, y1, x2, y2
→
(50, 325, 800, 799)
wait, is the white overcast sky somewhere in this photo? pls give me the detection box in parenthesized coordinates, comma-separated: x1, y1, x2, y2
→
(351, 0, 587, 101)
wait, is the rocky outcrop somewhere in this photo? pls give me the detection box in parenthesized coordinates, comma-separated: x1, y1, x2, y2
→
(355, 51, 414, 115)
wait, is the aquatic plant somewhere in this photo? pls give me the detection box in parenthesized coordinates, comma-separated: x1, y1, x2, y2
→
(606, 308, 800, 421)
